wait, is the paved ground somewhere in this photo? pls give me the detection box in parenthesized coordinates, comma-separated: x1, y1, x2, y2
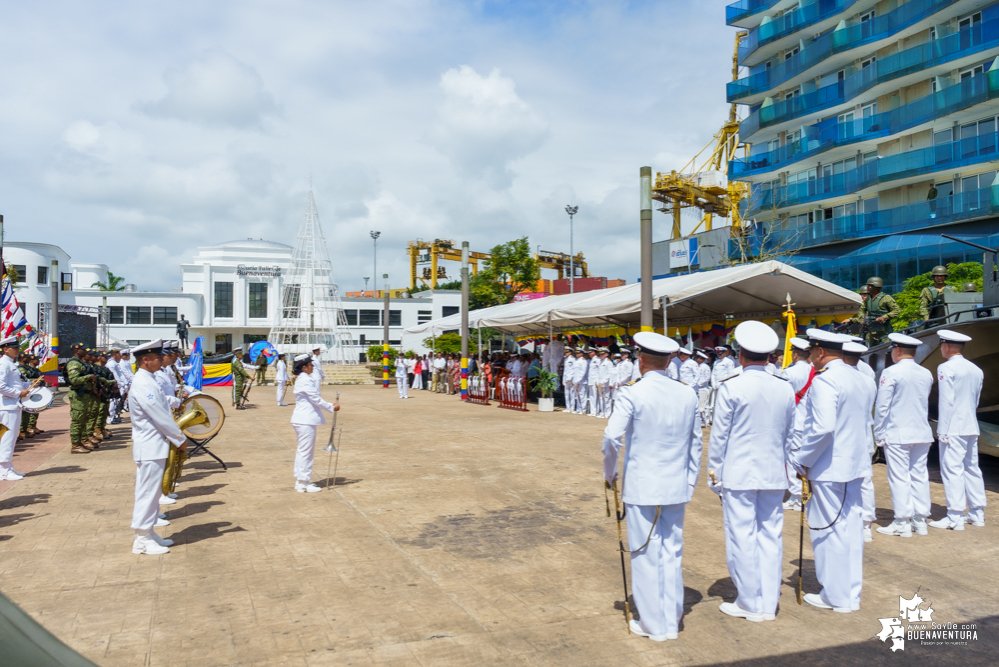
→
(0, 384, 997, 666)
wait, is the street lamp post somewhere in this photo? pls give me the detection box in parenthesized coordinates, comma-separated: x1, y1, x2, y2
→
(363, 276, 370, 295)
(564, 205, 578, 294)
(370, 231, 381, 290)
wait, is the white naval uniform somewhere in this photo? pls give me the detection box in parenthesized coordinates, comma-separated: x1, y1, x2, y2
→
(667, 358, 680, 381)
(129, 369, 185, 533)
(290, 372, 336, 483)
(790, 358, 875, 611)
(562, 356, 576, 413)
(936, 354, 986, 523)
(586, 357, 600, 417)
(597, 358, 614, 418)
(155, 367, 182, 410)
(696, 362, 712, 424)
(782, 360, 813, 500)
(709, 365, 795, 617)
(602, 371, 702, 637)
(395, 359, 408, 398)
(845, 362, 878, 526)
(711, 356, 735, 389)
(617, 359, 634, 392)
(631, 359, 641, 383)
(0, 355, 28, 475)
(275, 360, 289, 405)
(107, 358, 127, 421)
(874, 359, 934, 521)
(855, 359, 875, 380)
(311, 354, 325, 386)
(679, 358, 698, 387)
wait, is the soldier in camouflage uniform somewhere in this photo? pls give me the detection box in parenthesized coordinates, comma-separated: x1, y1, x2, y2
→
(65, 344, 97, 453)
(18, 353, 42, 438)
(919, 265, 955, 324)
(852, 276, 901, 345)
(94, 351, 117, 440)
(84, 348, 109, 445)
(231, 347, 252, 409)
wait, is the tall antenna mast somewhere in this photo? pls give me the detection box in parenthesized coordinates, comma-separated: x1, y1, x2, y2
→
(270, 190, 357, 365)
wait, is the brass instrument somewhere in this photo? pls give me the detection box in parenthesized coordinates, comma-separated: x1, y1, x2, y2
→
(163, 395, 226, 495)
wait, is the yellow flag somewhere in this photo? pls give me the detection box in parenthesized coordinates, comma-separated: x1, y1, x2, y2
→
(782, 308, 796, 370)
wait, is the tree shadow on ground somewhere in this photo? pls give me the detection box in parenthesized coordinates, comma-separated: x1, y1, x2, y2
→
(0, 494, 51, 511)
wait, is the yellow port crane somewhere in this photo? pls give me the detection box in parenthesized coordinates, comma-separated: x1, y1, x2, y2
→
(653, 31, 750, 240)
(408, 240, 588, 290)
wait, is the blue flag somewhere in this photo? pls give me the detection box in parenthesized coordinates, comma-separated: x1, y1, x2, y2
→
(184, 335, 204, 390)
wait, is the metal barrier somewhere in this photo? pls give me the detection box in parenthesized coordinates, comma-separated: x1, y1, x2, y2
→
(467, 374, 490, 406)
(496, 376, 528, 412)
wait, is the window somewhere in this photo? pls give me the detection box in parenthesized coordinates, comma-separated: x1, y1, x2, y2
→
(37, 267, 48, 285)
(215, 333, 232, 354)
(418, 310, 432, 323)
(10, 265, 26, 284)
(214, 282, 233, 318)
(153, 306, 177, 325)
(442, 306, 460, 318)
(784, 89, 800, 101)
(126, 306, 151, 324)
(766, 139, 780, 153)
(860, 56, 876, 70)
(249, 283, 268, 318)
(784, 46, 799, 61)
(244, 334, 267, 344)
(960, 64, 984, 81)
(959, 12, 982, 30)
(359, 310, 380, 326)
(109, 306, 124, 324)
(61, 272, 72, 290)
(388, 310, 402, 326)
(861, 102, 877, 118)
(343, 309, 358, 326)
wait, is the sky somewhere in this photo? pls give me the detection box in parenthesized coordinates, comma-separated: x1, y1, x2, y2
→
(0, 0, 736, 292)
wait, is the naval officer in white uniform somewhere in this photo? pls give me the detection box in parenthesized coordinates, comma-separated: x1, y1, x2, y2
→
(129, 340, 186, 555)
(0, 336, 38, 480)
(789, 329, 876, 613)
(602, 332, 702, 641)
(781, 338, 813, 511)
(394, 355, 409, 399)
(290, 354, 339, 492)
(841, 341, 879, 542)
(875, 333, 934, 538)
(709, 322, 795, 623)
(275, 353, 289, 406)
(929, 330, 987, 530)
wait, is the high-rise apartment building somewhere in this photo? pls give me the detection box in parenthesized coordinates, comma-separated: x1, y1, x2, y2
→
(726, 0, 999, 293)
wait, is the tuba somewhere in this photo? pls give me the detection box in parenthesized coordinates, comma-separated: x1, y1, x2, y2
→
(163, 395, 226, 495)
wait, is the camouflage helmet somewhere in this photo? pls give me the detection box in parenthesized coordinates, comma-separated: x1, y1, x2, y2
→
(962, 282, 978, 292)
(866, 276, 884, 288)
(858, 285, 869, 295)
(931, 265, 948, 277)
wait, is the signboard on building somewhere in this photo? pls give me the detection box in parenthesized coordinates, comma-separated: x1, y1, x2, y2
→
(669, 238, 698, 269)
(236, 265, 282, 277)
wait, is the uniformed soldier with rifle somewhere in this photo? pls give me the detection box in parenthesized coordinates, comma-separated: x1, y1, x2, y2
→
(231, 347, 252, 409)
(65, 344, 98, 453)
(851, 277, 900, 345)
(918, 265, 954, 326)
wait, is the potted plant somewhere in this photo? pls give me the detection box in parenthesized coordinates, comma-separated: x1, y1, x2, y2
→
(531, 368, 559, 412)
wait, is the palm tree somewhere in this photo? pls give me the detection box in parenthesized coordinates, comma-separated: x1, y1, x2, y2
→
(91, 270, 127, 291)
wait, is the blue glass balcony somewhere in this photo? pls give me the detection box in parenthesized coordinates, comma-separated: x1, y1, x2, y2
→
(740, 19, 999, 141)
(739, 0, 860, 65)
(727, 0, 781, 26)
(728, 0, 960, 102)
(747, 131, 999, 215)
(757, 186, 999, 251)
(730, 72, 999, 178)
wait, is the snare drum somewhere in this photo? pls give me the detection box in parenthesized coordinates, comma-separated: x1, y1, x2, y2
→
(19, 387, 54, 413)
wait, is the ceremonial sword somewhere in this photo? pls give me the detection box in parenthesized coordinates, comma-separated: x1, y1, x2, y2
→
(323, 390, 341, 488)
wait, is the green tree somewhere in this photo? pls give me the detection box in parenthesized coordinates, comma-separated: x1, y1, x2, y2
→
(422, 332, 478, 355)
(892, 261, 983, 329)
(469, 237, 540, 308)
(365, 344, 400, 365)
(91, 270, 127, 291)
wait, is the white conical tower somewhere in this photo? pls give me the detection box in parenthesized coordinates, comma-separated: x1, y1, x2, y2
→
(270, 191, 357, 364)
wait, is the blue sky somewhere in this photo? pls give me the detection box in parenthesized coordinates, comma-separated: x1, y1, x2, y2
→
(0, 0, 734, 290)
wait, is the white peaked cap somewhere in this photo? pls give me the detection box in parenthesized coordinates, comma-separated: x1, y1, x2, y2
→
(679, 347, 692, 355)
(790, 338, 810, 351)
(806, 328, 849, 349)
(887, 332, 922, 348)
(295, 354, 311, 362)
(937, 329, 971, 343)
(633, 332, 680, 356)
(696, 351, 708, 359)
(131, 339, 164, 355)
(733, 321, 779, 354)
(842, 342, 868, 355)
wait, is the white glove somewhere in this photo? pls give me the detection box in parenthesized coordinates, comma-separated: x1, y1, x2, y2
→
(938, 434, 950, 445)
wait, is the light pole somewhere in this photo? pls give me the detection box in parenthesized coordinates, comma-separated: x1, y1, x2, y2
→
(363, 276, 370, 295)
(370, 231, 381, 290)
(640, 167, 653, 332)
(564, 205, 578, 293)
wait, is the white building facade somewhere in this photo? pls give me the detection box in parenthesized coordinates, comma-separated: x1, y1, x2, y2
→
(4, 240, 460, 358)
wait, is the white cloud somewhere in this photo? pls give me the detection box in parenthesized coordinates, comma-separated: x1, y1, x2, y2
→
(137, 48, 279, 128)
(431, 65, 549, 189)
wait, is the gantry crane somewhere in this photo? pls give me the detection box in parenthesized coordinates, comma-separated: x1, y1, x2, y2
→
(653, 31, 750, 240)
(408, 240, 588, 289)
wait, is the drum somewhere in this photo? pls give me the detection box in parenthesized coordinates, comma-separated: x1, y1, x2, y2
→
(20, 387, 54, 413)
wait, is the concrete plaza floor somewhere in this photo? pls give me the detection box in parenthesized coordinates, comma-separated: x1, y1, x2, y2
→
(0, 384, 997, 666)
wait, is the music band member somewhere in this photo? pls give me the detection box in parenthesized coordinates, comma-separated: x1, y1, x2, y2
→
(129, 339, 186, 555)
(291, 354, 339, 493)
(0, 336, 42, 480)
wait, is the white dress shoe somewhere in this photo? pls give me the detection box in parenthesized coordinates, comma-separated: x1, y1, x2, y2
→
(803, 593, 851, 613)
(295, 482, 322, 493)
(149, 530, 174, 547)
(929, 517, 964, 531)
(167, 493, 178, 499)
(863, 525, 873, 542)
(158, 513, 166, 520)
(719, 602, 764, 622)
(132, 535, 169, 555)
(876, 520, 912, 537)
(965, 515, 985, 527)
(628, 619, 677, 641)
(782, 498, 803, 511)
(3, 470, 25, 481)
(159, 495, 177, 505)
(155, 517, 170, 527)
(910, 517, 928, 535)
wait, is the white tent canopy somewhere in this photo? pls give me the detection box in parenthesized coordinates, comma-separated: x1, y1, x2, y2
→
(405, 261, 861, 337)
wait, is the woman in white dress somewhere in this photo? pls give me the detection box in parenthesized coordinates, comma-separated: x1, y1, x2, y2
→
(290, 354, 339, 493)
(275, 354, 289, 406)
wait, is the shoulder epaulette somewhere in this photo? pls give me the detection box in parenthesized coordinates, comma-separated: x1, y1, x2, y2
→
(816, 367, 828, 374)
(624, 378, 640, 386)
(720, 373, 739, 382)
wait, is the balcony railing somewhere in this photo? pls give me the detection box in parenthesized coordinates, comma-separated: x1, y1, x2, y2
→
(747, 131, 999, 214)
(760, 186, 999, 250)
(727, 0, 960, 102)
(739, 19, 999, 141)
(739, 0, 860, 65)
(731, 72, 999, 178)
(727, 0, 781, 25)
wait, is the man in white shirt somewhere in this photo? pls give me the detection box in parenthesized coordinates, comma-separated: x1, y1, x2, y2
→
(432, 353, 447, 393)
(311, 346, 326, 386)
(129, 340, 186, 555)
(107, 348, 128, 424)
(617, 349, 635, 394)
(563, 350, 577, 413)
(712, 347, 736, 389)
(586, 349, 600, 417)
(875, 333, 935, 538)
(275, 353, 289, 406)
(781, 338, 813, 511)
(842, 341, 879, 542)
(395, 355, 409, 399)
(695, 351, 712, 424)
(602, 332, 701, 641)
(0, 336, 39, 480)
(930, 330, 986, 530)
(709, 321, 795, 623)
(678, 348, 698, 387)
